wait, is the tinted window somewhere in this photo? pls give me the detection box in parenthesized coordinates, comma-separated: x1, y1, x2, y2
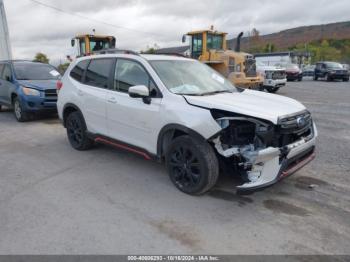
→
(70, 60, 89, 82)
(3, 65, 12, 81)
(207, 33, 223, 50)
(191, 34, 203, 59)
(85, 58, 114, 88)
(114, 59, 150, 93)
(14, 63, 60, 80)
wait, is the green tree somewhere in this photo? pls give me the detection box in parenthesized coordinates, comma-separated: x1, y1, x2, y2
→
(33, 53, 49, 64)
(141, 43, 160, 54)
(57, 63, 70, 74)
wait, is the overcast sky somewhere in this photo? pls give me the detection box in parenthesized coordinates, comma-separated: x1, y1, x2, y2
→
(4, 0, 350, 65)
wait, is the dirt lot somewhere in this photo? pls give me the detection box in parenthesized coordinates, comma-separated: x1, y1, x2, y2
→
(0, 79, 349, 255)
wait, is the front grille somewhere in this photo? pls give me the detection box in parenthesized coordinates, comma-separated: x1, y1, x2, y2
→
(44, 89, 57, 101)
(276, 111, 313, 147)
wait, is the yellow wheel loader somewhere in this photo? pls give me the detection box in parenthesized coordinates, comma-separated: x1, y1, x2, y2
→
(183, 28, 263, 89)
(71, 34, 116, 57)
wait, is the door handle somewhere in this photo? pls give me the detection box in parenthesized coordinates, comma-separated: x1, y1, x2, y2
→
(107, 97, 117, 104)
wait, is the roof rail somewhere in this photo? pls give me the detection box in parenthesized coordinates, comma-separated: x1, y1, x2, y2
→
(155, 53, 188, 58)
(94, 48, 140, 56)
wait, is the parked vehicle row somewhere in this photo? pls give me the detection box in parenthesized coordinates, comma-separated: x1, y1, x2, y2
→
(0, 60, 61, 121)
(56, 53, 317, 195)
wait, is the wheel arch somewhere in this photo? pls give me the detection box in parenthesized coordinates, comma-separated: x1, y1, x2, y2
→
(62, 103, 84, 128)
(157, 124, 209, 161)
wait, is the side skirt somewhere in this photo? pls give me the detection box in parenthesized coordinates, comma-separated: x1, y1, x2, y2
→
(88, 133, 158, 161)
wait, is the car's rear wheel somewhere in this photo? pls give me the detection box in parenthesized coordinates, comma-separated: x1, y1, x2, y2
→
(66, 111, 94, 151)
(313, 75, 318, 81)
(326, 73, 331, 82)
(13, 97, 29, 122)
(165, 135, 219, 195)
(0, 104, 2, 112)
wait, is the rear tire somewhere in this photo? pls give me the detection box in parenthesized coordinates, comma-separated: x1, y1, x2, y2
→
(0, 104, 2, 112)
(165, 135, 219, 195)
(313, 75, 318, 81)
(66, 111, 94, 151)
(13, 97, 29, 122)
(326, 73, 331, 82)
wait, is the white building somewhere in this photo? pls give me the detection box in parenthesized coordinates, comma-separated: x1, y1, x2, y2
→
(0, 0, 12, 60)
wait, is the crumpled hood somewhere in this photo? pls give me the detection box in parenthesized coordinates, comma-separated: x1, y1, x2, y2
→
(17, 80, 57, 91)
(184, 90, 306, 124)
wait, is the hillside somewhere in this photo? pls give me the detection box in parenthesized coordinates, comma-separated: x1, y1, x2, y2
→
(228, 21, 350, 51)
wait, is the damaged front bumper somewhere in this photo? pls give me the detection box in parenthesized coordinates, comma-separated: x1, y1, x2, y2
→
(214, 120, 317, 194)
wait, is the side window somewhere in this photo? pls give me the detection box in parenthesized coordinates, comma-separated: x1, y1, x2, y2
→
(3, 65, 12, 82)
(114, 59, 150, 93)
(70, 60, 89, 82)
(85, 58, 114, 89)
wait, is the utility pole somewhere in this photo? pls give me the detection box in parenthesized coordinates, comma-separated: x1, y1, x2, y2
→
(0, 0, 12, 60)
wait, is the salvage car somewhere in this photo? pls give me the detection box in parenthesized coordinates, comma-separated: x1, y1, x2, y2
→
(256, 61, 287, 93)
(285, 64, 303, 81)
(0, 60, 61, 121)
(57, 53, 317, 195)
(314, 62, 349, 81)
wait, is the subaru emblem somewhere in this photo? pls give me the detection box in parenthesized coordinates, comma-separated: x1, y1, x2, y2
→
(297, 117, 306, 127)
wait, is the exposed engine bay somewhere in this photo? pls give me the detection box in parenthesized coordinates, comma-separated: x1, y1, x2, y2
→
(210, 109, 316, 192)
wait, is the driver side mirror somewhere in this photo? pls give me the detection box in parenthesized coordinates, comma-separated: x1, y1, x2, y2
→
(128, 85, 151, 104)
(71, 39, 75, 47)
(182, 35, 187, 43)
(5, 75, 12, 82)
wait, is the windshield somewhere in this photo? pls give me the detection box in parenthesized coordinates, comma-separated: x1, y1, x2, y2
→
(14, 63, 61, 80)
(325, 62, 343, 69)
(150, 60, 236, 96)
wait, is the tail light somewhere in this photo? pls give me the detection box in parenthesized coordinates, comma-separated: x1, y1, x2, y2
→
(56, 80, 63, 94)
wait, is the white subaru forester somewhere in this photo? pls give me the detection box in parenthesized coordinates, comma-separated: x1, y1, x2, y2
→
(57, 53, 317, 195)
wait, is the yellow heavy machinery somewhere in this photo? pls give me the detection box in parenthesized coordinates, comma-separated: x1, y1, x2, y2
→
(183, 28, 263, 89)
(71, 34, 116, 57)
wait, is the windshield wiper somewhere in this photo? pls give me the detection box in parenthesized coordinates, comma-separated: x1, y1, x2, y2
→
(200, 90, 233, 96)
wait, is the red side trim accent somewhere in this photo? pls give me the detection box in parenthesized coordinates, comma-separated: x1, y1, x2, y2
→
(95, 137, 151, 160)
(281, 151, 316, 178)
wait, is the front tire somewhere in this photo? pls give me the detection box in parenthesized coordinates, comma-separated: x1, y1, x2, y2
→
(266, 86, 280, 93)
(66, 111, 94, 151)
(165, 135, 219, 195)
(13, 97, 29, 122)
(343, 78, 349, 82)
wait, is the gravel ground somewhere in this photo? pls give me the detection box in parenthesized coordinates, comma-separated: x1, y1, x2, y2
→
(0, 79, 349, 255)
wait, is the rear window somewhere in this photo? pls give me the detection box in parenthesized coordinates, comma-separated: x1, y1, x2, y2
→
(84, 58, 114, 89)
(14, 63, 60, 80)
(70, 60, 89, 82)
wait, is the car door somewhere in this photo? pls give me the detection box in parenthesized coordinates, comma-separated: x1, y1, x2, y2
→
(0, 64, 15, 106)
(105, 58, 162, 153)
(78, 58, 114, 136)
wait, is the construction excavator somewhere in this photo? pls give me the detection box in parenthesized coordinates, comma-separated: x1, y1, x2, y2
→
(183, 27, 263, 89)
